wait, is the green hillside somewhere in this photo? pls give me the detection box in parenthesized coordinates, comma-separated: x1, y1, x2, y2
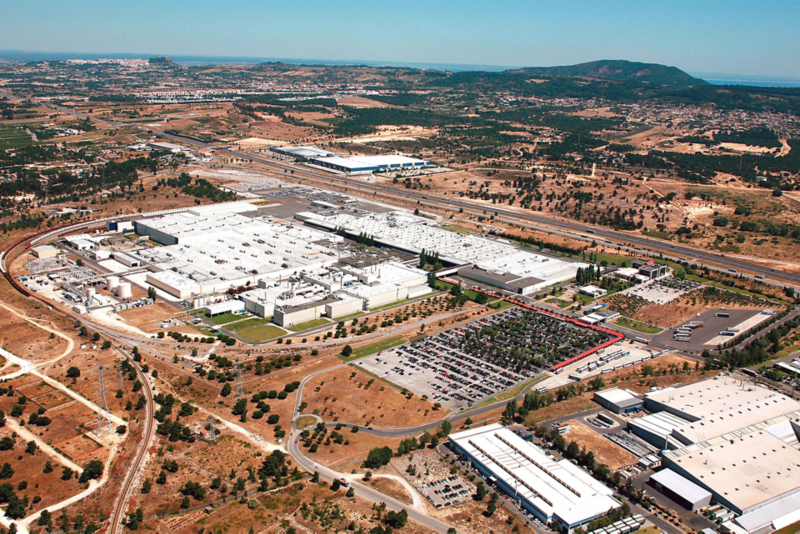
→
(512, 60, 707, 87)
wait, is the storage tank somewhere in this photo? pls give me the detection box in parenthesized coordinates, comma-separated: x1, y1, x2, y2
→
(106, 276, 120, 291)
(117, 282, 132, 299)
(85, 287, 96, 299)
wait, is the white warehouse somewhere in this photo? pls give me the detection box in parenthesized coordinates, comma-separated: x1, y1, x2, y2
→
(451, 424, 620, 533)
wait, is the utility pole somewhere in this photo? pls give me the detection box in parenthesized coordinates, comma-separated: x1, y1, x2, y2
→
(97, 365, 112, 432)
(235, 359, 244, 400)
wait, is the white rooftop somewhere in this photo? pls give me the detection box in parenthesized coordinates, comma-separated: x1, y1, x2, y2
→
(451, 424, 620, 526)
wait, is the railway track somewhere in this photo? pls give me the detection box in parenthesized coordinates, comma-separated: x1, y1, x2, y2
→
(108, 345, 155, 534)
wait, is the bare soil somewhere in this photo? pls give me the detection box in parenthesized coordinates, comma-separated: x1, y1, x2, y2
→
(562, 420, 636, 469)
(304, 365, 448, 428)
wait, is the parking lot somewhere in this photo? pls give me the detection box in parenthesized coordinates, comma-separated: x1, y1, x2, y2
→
(654, 308, 770, 350)
(357, 308, 613, 411)
(357, 331, 529, 411)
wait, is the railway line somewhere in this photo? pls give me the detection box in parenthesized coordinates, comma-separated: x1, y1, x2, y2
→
(30, 100, 800, 288)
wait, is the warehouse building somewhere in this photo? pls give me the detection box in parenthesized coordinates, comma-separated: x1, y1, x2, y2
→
(270, 145, 339, 160)
(593, 388, 643, 414)
(309, 154, 433, 174)
(112, 252, 141, 268)
(628, 412, 692, 450)
(630, 378, 800, 450)
(204, 299, 245, 317)
(450, 424, 620, 533)
(32, 245, 59, 259)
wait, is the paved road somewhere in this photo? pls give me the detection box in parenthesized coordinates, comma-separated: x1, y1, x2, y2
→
(289, 367, 457, 533)
(36, 100, 800, 288)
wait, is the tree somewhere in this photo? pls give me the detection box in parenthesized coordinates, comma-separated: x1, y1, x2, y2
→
(221, 383, 232, 397)
(341, 345, 353, 357)
(486, 501, 497, 517)
(384, 509, 409, 529)
(62, 467, 74, 480)
(365, 446, 393, 468)
(79, 459, 104, 483)
(0, 463, 14, 479)
(38, 509, 53, 528)
(25, 440, 36, 455)
(141, 478, 152, 494)
(438, 420, 452, 437)
(589, 376, 605, 391)
(66, 367, 81, 378)
(474, 481, 488, 500)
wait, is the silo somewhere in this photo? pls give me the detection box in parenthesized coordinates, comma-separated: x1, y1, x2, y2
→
(106, 276, 120, 291)
(117, 282, 132, 299)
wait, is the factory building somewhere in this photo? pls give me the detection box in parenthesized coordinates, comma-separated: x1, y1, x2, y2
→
(297, 211, 586, 291)
(592, 388, 643, 414)
(131, 202, 343, 298)
(450, 424, 621, 533)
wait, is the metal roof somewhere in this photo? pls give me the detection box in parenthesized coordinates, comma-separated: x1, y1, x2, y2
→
(650, 469, 711, 504)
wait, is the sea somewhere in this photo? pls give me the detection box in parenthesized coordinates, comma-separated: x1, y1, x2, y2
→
(1, 50, 799, 87)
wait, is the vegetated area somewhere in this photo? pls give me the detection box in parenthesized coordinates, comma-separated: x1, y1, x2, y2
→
(3, 57, 800, 268)
(461, 307, 614, 371)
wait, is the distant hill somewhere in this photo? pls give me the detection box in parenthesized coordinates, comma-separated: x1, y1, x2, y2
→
(511, 60, 707, 87)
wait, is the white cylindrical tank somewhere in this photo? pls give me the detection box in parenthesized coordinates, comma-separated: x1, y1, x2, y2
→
(106, 276, 120, 290)
(117, 282, 132, 299)
(86, 287, 96, 299)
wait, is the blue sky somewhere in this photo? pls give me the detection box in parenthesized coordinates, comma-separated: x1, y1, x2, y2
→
(2, 0, 799, 77)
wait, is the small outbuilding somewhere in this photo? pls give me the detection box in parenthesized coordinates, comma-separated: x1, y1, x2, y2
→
(649, 469, 712, 511)
(593, 388, 643, 414)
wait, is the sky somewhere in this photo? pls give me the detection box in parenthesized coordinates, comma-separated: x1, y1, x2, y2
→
(2, 0, 799, 78)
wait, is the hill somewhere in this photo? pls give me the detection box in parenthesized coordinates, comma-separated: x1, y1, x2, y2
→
(512, 60, 707, 87)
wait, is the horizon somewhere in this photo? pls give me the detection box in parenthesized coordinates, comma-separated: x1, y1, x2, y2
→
(2, 0, 799, 79)
(3, 48, 800, 88)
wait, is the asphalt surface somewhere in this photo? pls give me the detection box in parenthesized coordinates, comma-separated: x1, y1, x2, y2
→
(37, 100, 800, 288)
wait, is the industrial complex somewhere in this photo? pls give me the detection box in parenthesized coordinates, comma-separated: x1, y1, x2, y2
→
(272, 145, 434, 174)
(450, 423, 621, 533)
(590, 377, 800, 533)
(298, 210, 586, 293)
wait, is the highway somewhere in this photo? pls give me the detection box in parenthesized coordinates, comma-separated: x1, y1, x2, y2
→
(36, 100, 800, 287)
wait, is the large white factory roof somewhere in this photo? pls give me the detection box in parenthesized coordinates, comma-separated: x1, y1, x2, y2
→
(645, 377, 799, 422)
(451, 424, 619, 526)
(313, 154, 430, 170)
(133, 207, 344, 296)
(668, 430, 800, 513)
(297, 211, 584, 287)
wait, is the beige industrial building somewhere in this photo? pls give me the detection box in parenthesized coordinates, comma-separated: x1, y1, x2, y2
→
(32, 245, 59, 259)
